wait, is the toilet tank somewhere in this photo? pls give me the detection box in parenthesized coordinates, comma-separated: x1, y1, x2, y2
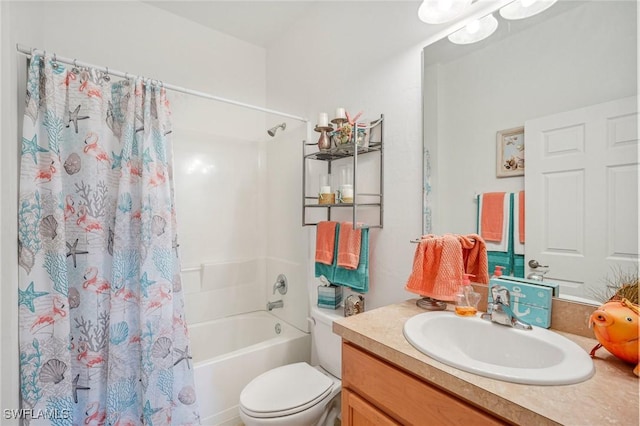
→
(310, 307, 343, 379)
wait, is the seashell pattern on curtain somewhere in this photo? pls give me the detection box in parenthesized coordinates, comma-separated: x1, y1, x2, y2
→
(18, 55, 200, 425)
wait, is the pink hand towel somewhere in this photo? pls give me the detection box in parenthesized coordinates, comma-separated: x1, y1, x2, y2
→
(315, 221, 337, 265)
(405, 234, 464, 302)
(481, 192, 506, 242)
(459, 234, 489, 284)
(337, 222, 362, 270)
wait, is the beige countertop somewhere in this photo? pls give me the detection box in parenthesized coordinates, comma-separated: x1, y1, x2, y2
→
(333, 300, 639, 426)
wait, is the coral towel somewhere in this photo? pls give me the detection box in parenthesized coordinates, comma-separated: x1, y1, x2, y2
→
(481, 192, 506, 242)
(315, 221, 338, 265)
(337, 222, 362, 270)
(460, 234, 489, 284)
(405, 235, 463, 302)
(405, 234, 489, 302)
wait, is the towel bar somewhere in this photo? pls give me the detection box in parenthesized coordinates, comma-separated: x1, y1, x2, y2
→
(410, 237, 476, 244)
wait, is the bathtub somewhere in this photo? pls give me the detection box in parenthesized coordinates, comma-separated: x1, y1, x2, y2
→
(190, 311, 311, 425)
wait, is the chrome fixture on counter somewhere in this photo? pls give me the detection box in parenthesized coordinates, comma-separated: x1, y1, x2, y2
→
(267, 300, 284, 311)
(481, 285, 532, 330)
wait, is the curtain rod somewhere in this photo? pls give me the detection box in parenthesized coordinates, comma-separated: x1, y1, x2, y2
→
(16, 44, 308, 123)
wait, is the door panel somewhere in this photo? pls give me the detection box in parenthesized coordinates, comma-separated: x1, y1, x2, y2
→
(525, 97, 638, 299)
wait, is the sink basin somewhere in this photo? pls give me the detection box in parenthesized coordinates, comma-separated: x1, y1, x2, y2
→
(403, 311, 594, 385)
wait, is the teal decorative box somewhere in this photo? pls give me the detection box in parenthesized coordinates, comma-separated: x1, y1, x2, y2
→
(488, 277, 555, 328)
(317, 285, 342, 309)
(499, 275, 560, 297)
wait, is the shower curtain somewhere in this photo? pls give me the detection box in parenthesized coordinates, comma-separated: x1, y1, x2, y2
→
(18, 55, 200, 425)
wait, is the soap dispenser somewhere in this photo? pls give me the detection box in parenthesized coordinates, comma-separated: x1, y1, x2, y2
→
(455, 274, 481, 317)
(491, 265, 505, 279)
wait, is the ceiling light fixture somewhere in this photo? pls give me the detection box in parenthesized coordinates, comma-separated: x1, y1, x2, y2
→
(447, 14, 498, 45)
(499, 0, 558, 20)
(418, 0, 473, 25)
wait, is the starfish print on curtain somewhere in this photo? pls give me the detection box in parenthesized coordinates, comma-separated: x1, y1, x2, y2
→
(18, 54, 200, 425)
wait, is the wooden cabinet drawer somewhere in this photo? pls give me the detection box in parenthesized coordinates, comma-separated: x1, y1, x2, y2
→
(342, 342, 506, 425)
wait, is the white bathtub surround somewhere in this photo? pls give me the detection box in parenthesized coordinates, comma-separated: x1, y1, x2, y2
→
(191, 311, 310, 425)
(266, 257, 309, 332)
(183, 258, 267, 324)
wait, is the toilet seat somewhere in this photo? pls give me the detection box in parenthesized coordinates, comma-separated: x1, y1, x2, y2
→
(240, 362, 334, 419)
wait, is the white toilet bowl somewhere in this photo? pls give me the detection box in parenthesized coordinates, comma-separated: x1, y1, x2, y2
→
(239, 362, 341, 426)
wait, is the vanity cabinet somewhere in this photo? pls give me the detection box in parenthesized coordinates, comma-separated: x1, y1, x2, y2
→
(342, 389, 398, 426)
(302, 115, 383, 229)
(341, 342, 507, 426)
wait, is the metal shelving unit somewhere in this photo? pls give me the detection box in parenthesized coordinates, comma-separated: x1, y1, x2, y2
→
(302, 114, 384, 229)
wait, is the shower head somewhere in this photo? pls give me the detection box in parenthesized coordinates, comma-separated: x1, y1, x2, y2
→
(267, 123, 286, 137)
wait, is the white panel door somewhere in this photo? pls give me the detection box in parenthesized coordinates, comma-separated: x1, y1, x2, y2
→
(525, 97, 638, 299)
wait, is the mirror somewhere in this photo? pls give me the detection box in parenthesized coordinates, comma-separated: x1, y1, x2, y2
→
(422, 0, 638, 303)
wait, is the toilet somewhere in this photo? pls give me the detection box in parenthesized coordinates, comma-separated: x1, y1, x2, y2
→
(239, 307, 343, 426)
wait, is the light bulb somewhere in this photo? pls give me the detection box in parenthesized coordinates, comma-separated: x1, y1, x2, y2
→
(418, 0, 473, 24)
(500, 0, 557, 20)
(448, 14, 498, 45)
(466, 19, 480, 34)
(438, 0, 453, 12)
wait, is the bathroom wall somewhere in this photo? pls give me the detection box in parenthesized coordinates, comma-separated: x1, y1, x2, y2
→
(0, 0, 269, 413)
(265, 2, 429, 312)
(0, 0, 5, 414)
(265, 120, 313, 332)
(0, 1, 45, 416)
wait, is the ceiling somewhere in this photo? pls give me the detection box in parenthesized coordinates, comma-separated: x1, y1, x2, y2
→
(146, 1, 321, 48)
(145, 0, 484, 50)
(145, 1, 520, 53)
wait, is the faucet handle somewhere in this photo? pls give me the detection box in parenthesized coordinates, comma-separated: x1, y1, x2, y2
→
(273, 274, 288, 295)
(490, 285, 510, 307)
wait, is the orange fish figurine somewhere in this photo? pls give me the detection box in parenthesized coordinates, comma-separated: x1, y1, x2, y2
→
(589, 298, 639, 376)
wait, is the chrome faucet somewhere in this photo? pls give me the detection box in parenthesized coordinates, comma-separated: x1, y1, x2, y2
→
(481, 285, 532, 330)
(273, 274, 288, 295)
(267, 300, 284, 311)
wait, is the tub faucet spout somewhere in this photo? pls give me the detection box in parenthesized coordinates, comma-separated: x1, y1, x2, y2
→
(267, 300, 284, 311)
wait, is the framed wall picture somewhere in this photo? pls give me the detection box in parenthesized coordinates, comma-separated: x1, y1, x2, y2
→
(496, 126, 525, 177)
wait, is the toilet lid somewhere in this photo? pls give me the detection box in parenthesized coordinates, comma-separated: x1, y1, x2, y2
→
(240, 362, 334, 418)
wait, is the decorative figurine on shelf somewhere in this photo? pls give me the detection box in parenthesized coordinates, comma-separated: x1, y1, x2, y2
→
(315, 112, 333, 152)
(589, 279, 639, 377)
(330, 107, 349, 147)
(331, 109, 363, 147)
(334, 123, 352, 145)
